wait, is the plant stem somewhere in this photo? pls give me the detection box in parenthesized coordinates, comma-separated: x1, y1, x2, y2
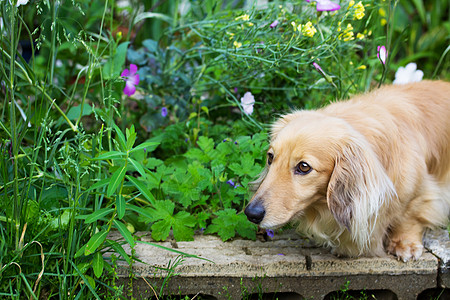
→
(9, 0, 20, 251)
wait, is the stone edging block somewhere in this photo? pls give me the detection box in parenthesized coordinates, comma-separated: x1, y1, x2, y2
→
(107, 229, 450, 299)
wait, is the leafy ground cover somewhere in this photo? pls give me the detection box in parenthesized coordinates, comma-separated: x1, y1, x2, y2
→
(0, 0, 449, 298)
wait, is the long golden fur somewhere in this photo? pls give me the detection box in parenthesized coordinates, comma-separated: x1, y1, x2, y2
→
(244, 80, 450, 261)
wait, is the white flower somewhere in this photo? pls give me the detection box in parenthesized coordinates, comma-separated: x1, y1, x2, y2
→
(17, 0, 28, 6)
(240, 91, 255, 115)
(8, 0, 28, 6)
(393, 63, 424, 85)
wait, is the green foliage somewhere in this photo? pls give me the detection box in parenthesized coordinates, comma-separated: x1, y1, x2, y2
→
(205, 208, 257, 241)
(133, 126, 268, 241)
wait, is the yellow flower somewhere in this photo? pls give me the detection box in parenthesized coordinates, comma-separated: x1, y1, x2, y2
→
(291, 21, 297, 31)
(356, 32, 365, 39)
(343, 32, 354, 41)
(353, 1, 365, 20)
(301, 21, 317, 38)
(235, 14, 250, 21)
(348, 0, 355, 8)
(339, 23, 355, 41)
(227, 32, 235, 38)
(363, 29, 372, 36)
(379, 8, 387, 25)
(233, 41, 242, 48)
(357, 65, 367, 70)
(247, 22, 254, 27)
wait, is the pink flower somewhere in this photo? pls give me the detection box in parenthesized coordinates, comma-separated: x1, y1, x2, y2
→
(313, 62, 324, 73)
(270, 20, 279, 28)
(121, 64, 140, 96)
(312, 62, 333, 83)
(240, 91, 255, 115)
(306, 0, 341, 11)
(377, 46, 387, 65)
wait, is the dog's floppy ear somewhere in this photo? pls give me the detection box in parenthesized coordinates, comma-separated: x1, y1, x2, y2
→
(327, 137, 396, 250)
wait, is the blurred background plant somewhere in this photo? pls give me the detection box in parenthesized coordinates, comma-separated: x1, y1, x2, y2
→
(0, 0, 448, 298)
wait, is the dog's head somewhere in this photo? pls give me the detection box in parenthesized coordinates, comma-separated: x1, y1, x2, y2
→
(245, 110, 395, 245)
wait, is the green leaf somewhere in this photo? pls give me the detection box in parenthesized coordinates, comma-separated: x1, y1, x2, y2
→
(201, 106, 209, 115)
(137, 240, 212, 262)
(116, 195, 126, 220)
(102, 42, 130, 80)
(25, 200, 39, 223)
(40, 186, 68, 210)
(152, 200, 175, 220)
(172, 211, 196, 241)
(126, 175, 156, 205)
(147, 203, 196, 241)
(65, 104, 93, 120)
(85, 230, 108, 255)
(70, 261, 100, 298)
(86, 178, 110, 193)
(74, 244, 87, 258)
(410, 0, 425, 23)
(49, 210, 71, 230)
(107, 165, 127, 197)
(129, 141, 160, 154)
(197, 136, 214, 154)
(126, 125, 137, 151)
(113, 220, 136, 247)
(105, 239, 131, 264)
(127, 204, 157, 223)
(185, 148, 208, 163)
(204, 209, 240, 241)
(142, 39, 159, 53)
(127, 157, 146, 177)
(91, 151, 125, 161)
(151, 219, 172, 241)
(85, 275, 96, 290)
(236, 214, 257, 240)
(85, 208, 114, 224)
(113, 124, 127, 151)
(204, 209, 257, 241)
(133, 12, 173, 26)
(92, 251, 104, 278)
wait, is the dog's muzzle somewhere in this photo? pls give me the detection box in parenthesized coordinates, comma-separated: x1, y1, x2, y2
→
(244, 200, 265, 224)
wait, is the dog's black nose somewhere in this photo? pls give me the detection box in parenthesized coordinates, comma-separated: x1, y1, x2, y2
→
(244, 200, 265, 224)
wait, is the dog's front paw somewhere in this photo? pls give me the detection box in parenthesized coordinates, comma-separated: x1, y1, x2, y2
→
(387, 239, 423, 262)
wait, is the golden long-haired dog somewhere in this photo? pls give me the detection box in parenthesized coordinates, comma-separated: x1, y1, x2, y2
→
(244, 80, 450, 261)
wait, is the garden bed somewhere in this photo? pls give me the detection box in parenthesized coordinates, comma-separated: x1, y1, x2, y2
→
(1, 0, 449, 298)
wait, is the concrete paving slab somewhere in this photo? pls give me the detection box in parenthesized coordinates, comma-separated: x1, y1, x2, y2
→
(107, 229, 448, 299)
(423, 228, 450, 288)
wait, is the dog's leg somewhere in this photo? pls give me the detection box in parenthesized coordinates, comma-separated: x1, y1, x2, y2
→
(387, 174, 447, 261)
(386, 220, 424, 262)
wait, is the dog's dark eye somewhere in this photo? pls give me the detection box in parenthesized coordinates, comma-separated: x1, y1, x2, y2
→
(267, 152, 274, 165)
(295, 161, 312, 175)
